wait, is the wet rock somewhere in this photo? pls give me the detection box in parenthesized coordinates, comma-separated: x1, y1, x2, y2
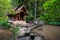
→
(25, 36, 30, 40)
(34, 36, 44, 40)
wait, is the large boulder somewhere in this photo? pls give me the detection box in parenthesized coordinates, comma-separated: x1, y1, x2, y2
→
(12, 21, 27, 27)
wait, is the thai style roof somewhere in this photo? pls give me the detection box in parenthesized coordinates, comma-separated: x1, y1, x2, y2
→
(8, 5, 28, 16)
(14, 5, 28, 14)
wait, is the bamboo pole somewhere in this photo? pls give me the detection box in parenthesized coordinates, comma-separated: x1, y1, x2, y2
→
(34, 0, 37, 20)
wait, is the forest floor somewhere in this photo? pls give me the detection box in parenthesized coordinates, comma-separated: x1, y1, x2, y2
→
(0, 29, 13, 40)
(32, 25, 60, 40)
(0, 25, 60, 40)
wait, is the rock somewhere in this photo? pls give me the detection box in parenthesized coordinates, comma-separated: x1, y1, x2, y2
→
(34, 36, 44, 40)
(17, 27, 28, 36)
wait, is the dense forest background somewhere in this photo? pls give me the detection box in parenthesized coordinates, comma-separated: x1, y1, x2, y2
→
(0, 0, 60, 25)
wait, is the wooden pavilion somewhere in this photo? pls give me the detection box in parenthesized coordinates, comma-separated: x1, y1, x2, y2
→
(8, 5, 28, 21)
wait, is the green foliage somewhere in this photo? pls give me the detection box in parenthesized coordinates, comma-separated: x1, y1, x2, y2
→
(48, 21, 60, 25)
(12, 27, 19, 38)
(25, 16, 34, 22)
(8, 9, 16, 15)
(0, 19, 12, 29)
(40, 12, 60, 25)
(0, 16, 8, 25)
(0, 0, 12, 17)
(0, 0, 13, 28)
(40, 0, 60, 25)
(43, 0, 56, 10)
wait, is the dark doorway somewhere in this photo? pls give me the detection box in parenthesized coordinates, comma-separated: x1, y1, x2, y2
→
(20, 12, 25, 20)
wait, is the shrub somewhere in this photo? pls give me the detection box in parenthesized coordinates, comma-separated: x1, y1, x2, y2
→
(39, 13, 60, 25)
(12, 27, 19, 39)
(0, 20, 12, 29)
(25, 16, 34, 22)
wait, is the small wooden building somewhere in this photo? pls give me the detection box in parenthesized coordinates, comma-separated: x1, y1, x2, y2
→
(8, 5, 28, 21)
